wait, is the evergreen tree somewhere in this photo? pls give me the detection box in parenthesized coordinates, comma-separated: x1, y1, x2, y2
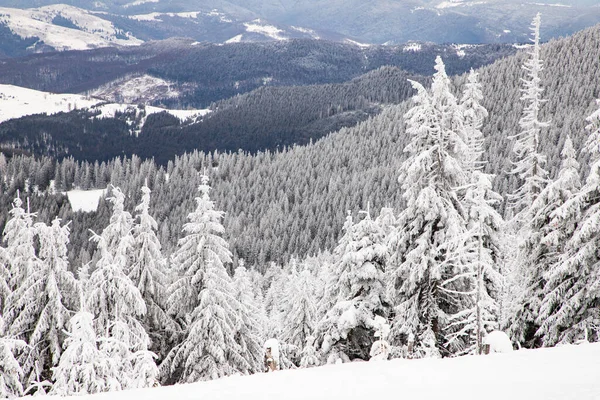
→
(130, 183, 177, 358)
(51, 310, 116, 396)
(167, 174, 233, 323)
(2, 192, 37, 292)
(535, 100, 600, 345)
(232, 266, 265, 373)
(299, 336, 320, 368)
(86, 188, 157, 390)
(318, 207, 388, 361)
(446, 172, 504, 355)
(164, 175, 250, 383)
(3, 218, 78, 384)
(317, 212, 353, 321)
(508, 13, 550, 218)
(165, 260, 250, 383)
(460, 69, 488, 174)
(280, 267, 318, 364)
(507, 136, 581, 346)
(388, 57, 469, 357)
(100, 186, 135, 274)
(0, 337, 26, 398)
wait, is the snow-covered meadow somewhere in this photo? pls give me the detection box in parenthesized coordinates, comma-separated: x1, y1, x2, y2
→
(0, 84, 210, 125)
(40, 343, 600, 400)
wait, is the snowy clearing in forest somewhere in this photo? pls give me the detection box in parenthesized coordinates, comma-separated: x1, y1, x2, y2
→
(47, 343, 600, 400)
(65, 189, 105, 212)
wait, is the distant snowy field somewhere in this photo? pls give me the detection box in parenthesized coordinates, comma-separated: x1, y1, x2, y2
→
(43, 344, 600, 400)
(65, 189, 105, 213)
(0, 84, 210, 124)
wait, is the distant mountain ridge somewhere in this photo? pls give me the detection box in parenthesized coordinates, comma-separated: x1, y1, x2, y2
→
(0, 0, 599, 51)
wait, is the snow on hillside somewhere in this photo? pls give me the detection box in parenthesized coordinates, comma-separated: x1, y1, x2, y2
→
(124, 0, 160, 8)
(0, 84, 209, 124)
(403, 42, 422, 52)
(0, 5, 142, 51)
(46, 343, 600, 400)
(90, 74, 183, 104)
(244, 20, 287, 41)
(128, 10, 233, 23)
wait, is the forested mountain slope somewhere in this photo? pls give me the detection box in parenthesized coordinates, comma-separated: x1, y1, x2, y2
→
(0, 40, 515, 162)
(1, 24, 600, 268)
(0, 39, 515, 105)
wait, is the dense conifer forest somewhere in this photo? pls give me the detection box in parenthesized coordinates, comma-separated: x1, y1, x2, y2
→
(1, 16, 600, 399)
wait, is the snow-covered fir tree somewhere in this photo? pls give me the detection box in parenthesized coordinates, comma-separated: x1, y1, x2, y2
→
(130, 183, 177, 358)
(443, 72, 504, 355)
(232, 265, 265, 373)
(317, 212, 354, 322)
(51, 310, 116, 396)
(280, 267, 318, 364)
(86, 189, 157, 390)
(2, 192, 37, 292)
(299, 336, 320, 368)
(165, 259, 250, 382)
(460, 69, 488, 174)
(164, 175, 252, 383)
(446, 172, 504, 355)
(100, 186, 135, 274)
(167, 174, 233, 324)
(507, 136, 581, 346)
(0, 336, 26, 398)
(3, 218, 78, 384)
(535, 100, 600, 345)
(388, 56, 469, 357)
(318, 206, 388, 362)
(508, 12, 550, 219)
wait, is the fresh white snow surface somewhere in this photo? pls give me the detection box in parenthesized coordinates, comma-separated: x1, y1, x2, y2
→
(39, 344, 600, 400)
(65, 189, 105, 212)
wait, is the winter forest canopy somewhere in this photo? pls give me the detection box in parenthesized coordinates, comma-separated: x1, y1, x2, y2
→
(1, 13, 600, 398)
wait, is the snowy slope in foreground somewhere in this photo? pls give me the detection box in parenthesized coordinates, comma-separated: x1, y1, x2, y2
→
(0, 84, 209, 124)
(50, 343, 600, 400)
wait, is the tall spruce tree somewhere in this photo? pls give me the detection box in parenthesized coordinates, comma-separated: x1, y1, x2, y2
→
(507, 136, 581, 346)
(167, 174, 233, 324)
(446, 172, 504, 355)
(3, 219, 78, 384)
(86, 188, 157, 390)
(130, 184, 177, 358)
(164, 175, 251, 383)
(232, 266, 265, 373)
(508, 13, 550, 218)
(461, 69, 488, 174)
(535, 101, 600, 345)
(388, 56, 469, 357)
(281, 267, 318, 364)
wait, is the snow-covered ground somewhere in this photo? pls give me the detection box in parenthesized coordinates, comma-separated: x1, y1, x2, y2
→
(0, 5, 142, 51)
(65, 189, 106, 212)
(44, 343, 600, 400)
(0, 84, 210, 125)
(243, 20, 288, 41)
